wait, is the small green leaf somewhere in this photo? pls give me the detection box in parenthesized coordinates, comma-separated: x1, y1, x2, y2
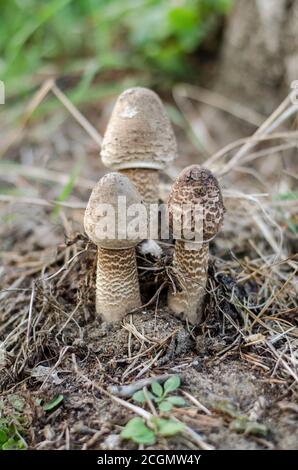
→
(43, 394, 64, 412)
(133, 390, 155, 403)
(213, 400, 241, 419)
(167, 396, 186, 407)
(121, 417, 144, 438)
(132, 391, 146, 403)
(0, 429, 8, 444)
(151, 381, 163, 398)
(245, 421, 269, 437)
(230, 417, 269, 437)
(121, 417, 155, 445)
(153, 417, 185, 437)
(2, 437, 16, 450)
(164, 375, 181, 394)
(229, 418, 246, 433)
(15, 438, 27, 450)
(132, 432, 156, 445)
(2, 436, 26, 450)
(158, 400, 173, 412)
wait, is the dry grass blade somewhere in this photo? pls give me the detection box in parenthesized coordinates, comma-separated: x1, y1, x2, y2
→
(0, 162, 95, 190)
(108, 375, 174, 397)
(173, 84, 218, 154)
(22, 79, 55, 125)
(181, 390, 212, 416)
(174, 83, 265, 126)
(266, 341, 298, 384)
(51, 84, 102, 147)
(0, 194, 86, 209)
(213, 95, 298, 175)
(204, 131, 298, 170)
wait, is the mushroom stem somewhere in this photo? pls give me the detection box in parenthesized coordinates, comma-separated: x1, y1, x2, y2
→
(96, 246, 141, 322)
(168, 240, 209, 325)
(120, 168, 159, 204)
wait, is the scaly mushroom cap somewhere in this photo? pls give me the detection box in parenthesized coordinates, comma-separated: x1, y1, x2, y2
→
(84, 172, 143, 250)
(101, 87, 178, 170)
(168, 165, 225, 242)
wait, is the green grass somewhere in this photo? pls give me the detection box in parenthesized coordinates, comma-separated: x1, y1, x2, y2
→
(52, 161, 82, 217)
(274, 191, 298, 202)
(0, 0, 233, 104)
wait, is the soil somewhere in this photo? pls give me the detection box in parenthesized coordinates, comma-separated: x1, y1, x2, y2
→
(1, 229, 297, 450)
(1, 312, 297, 450)
(1, 298, 297, 451)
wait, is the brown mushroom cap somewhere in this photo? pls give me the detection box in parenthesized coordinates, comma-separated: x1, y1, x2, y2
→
(168, 165, 225, 242)
(84, 172, 143, 250)
(101, 87, 178, 170)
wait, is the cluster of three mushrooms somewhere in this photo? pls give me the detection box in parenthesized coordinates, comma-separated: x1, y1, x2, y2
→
(85, 88, 224, 325)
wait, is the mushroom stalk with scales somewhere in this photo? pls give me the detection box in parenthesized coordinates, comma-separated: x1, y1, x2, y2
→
(101, 87, 177, 204)
(167, 165, 225, 325)
(84, 173, 143, 322)
(120, 168, 159, 205)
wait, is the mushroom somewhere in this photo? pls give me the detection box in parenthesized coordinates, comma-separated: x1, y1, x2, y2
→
(167, 165, 225, 325)
(101, 87, 178, 204)
(84, 172, 143, 322)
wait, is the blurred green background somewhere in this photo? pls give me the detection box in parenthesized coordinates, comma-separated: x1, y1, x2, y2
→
(0, 0, 232, 104)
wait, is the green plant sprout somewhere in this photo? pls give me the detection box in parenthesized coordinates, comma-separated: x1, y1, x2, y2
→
(213, 400, 269, 437)
(120, 376, 186, 445)
(0, 418, 27, 451)
(133, 375, 186, 412)
(121, 416, 185, 446)
(43, 394, 64, 412)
